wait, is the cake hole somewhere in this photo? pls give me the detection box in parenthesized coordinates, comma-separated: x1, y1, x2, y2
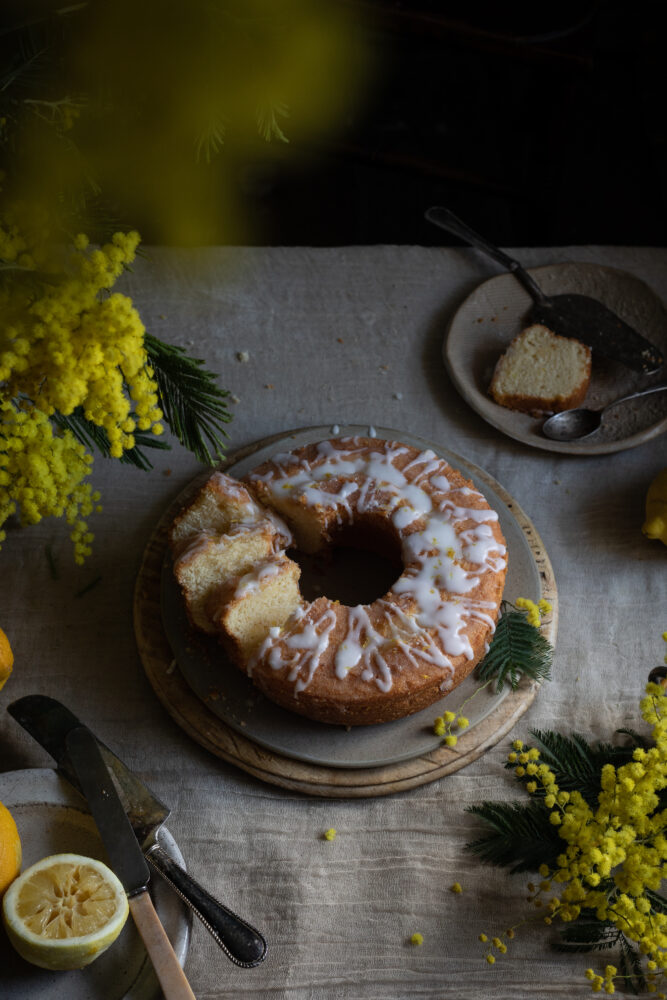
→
(289, 523, 403, 606)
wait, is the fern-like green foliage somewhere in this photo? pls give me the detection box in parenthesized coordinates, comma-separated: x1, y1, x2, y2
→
(53, 408, 170, 471)
(476, 605, 553, 692)
(465, 800, 563, 874)
(553, 913, 619, 953)
(51, 329, 233, 468)
(506, 728, 667, 817)
(145, 334, 232, 465)
(466, 724, 667, 982)
(512, 729, 638, 808)
(617, 933, 648, 995)
(256, 98, 290, 143)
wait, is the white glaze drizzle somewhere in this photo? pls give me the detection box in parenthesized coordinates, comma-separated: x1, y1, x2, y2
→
(252, 607, 338, 694)
(207, 471, 292, 547)
(234, 559, 283, 598)
(249, 438, 506, 694)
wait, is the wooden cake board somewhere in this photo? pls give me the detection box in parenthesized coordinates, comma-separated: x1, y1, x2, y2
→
(134, 432, 558, 798)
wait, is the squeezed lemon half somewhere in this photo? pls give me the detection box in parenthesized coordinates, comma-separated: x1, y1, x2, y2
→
(2, 853, 129, 970)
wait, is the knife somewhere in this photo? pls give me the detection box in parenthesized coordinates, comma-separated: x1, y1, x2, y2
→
(66, 726, 197, 1000)
(7, 695, 267, 968)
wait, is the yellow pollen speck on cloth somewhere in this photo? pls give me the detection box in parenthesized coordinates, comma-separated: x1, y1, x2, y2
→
(322, 829, 336, 841)
(410, 933, 423, 946)
(450, 882, 463, 894)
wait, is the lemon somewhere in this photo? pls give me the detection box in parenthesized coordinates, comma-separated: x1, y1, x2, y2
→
(0, 800, 22, 897)
(0, 627, 13, 692)
(2, 853, 129, 970)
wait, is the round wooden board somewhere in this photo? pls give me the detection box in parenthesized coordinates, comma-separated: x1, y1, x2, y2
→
(134, 430, 558, 798)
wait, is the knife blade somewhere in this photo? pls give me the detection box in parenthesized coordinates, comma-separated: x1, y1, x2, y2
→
(66, 726, 196, 1000)
(7, 695, 267, 967)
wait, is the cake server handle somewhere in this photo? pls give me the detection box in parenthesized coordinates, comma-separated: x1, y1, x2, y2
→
(425, 206, 549, 305)
(145, 843, 267, 968)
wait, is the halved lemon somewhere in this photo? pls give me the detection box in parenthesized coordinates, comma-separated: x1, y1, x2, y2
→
(2, 853, 129, 970)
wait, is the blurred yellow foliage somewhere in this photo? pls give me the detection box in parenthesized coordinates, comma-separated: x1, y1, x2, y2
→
(1, 0, 368, 245)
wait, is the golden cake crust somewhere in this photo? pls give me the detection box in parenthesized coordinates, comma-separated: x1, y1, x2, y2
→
(489, 324, 592, 416)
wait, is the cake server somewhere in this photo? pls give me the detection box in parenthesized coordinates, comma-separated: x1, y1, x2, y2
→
(7, 694, 267, 968)
(425, 206, 664, 374)
(65, 725, 196, 1000)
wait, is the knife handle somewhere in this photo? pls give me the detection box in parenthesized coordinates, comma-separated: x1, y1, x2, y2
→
(130, 890, 197, 1000)
(146, 844, 267, 968)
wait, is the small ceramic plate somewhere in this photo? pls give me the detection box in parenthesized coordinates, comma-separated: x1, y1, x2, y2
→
(160, 425, 547, 769)
(444, 262, 667, 454)
(0, 769, 191, 1000)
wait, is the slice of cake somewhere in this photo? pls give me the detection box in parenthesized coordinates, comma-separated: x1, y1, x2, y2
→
(208, 556, 302, 666)
(489, 324, 592, 416)
(173, 523, 280, 633)
(169, 470, 293, 634)
(169, 471, 292, 553)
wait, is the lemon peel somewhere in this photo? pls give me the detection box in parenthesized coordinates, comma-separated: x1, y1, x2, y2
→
(0, 800, 21, 896)
(0, 627, 13, 691)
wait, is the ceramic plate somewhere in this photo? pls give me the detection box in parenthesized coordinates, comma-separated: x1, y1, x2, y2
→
(0, 768, 191, 1000)
(444, 262, 667, 454)
(160, 425, 547, 769)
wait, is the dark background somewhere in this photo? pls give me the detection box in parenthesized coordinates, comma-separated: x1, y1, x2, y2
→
(237, 0, 667, 248)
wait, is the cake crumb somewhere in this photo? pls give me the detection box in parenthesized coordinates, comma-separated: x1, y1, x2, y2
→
(230, 394, 240, 404)
(236, 350, 250, 362)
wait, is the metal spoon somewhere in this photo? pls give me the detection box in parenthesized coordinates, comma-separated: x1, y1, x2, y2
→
(542, 383, 667, 441)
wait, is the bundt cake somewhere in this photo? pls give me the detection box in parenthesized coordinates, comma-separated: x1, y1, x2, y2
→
(169, 437, 508, 726)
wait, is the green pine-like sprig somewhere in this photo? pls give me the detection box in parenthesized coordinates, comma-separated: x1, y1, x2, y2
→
(50, 332, 233, 468)
(144, 333, 232, 465)
(466, 724, 667, 987)
(465, 799, 563, 874)
(52, 407, 171, 471)
(476, 602, 553, 692)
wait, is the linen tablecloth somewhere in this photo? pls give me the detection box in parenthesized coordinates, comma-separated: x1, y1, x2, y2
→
(1, 244, 666, 999)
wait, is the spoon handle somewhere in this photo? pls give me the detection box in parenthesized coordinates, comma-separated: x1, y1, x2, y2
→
(425, 206, 549, 305)
(608, 382, 667, 409)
